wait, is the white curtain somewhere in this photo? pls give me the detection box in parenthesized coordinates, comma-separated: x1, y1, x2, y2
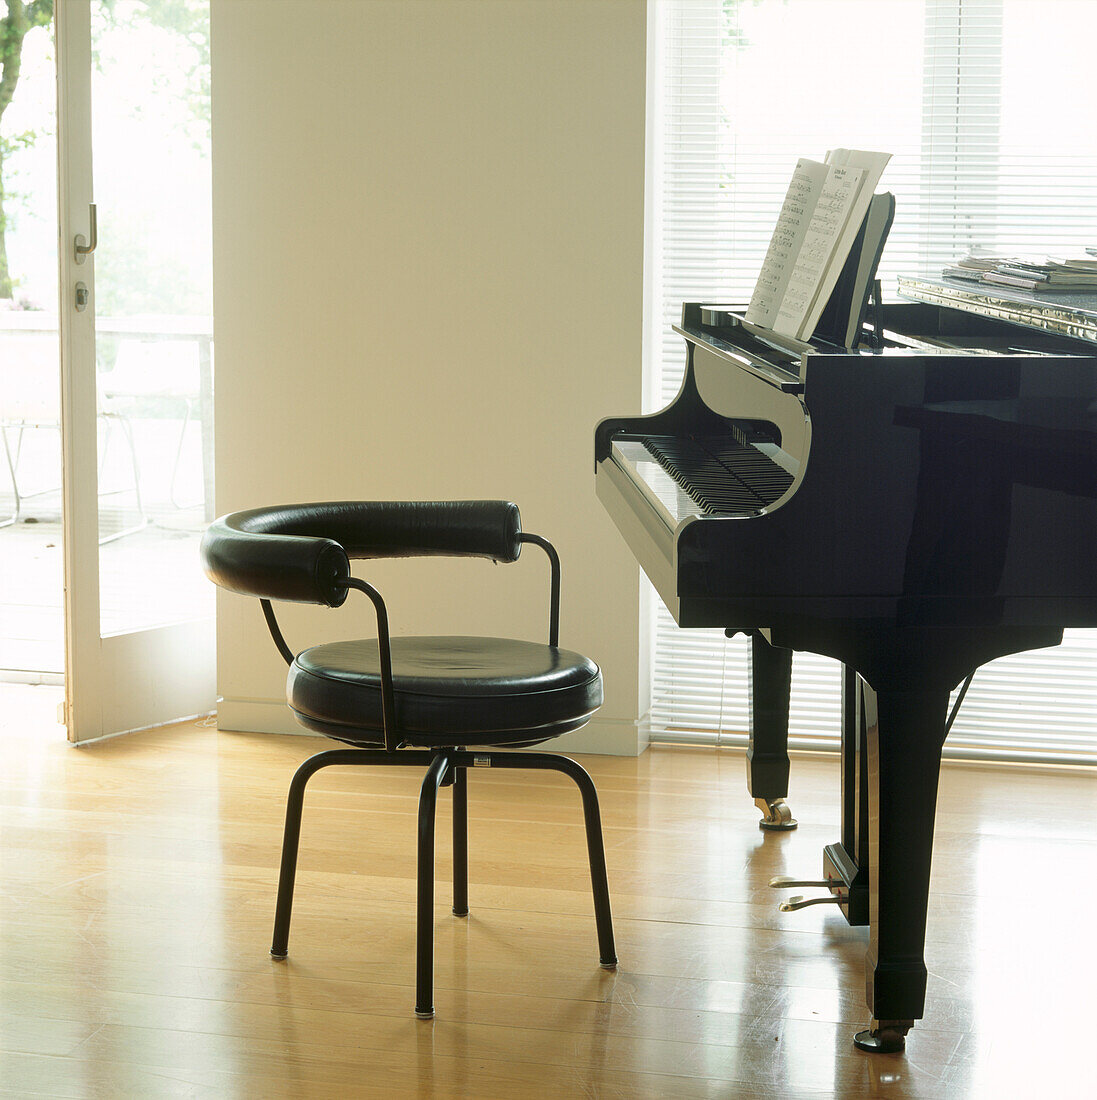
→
(648, 0, 1097, 763)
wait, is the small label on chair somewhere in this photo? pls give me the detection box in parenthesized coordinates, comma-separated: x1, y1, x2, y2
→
(473, 755, 491, 767)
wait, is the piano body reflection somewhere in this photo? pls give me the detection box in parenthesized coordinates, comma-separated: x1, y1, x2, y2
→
(595, 298, 1097, 1051)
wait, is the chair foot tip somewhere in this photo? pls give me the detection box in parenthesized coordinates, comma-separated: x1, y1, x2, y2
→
(270, 950, 288, 960)
(599, 959, 618, 970)
(415, 1008, 435, 1019)
(452, 907, 469, 917)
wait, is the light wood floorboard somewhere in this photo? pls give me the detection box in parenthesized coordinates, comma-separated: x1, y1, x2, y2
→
(0, 685, 1094, 1097)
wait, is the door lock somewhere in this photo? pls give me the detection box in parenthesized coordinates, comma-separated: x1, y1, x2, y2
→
(75, 282, 89, 311)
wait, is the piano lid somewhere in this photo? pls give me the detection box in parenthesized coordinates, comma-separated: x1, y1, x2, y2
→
(897, 276, 1097, 346)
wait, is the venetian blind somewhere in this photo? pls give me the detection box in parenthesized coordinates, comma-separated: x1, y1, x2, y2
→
(647, 0, 1097, 763)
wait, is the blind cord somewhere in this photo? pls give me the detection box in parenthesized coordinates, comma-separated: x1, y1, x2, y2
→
(945, 671, 975, 736)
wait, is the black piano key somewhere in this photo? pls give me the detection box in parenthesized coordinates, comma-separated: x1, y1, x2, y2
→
(637, 434, 794, 515)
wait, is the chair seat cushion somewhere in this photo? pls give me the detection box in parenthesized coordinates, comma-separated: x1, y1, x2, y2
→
(288, 636, 603, 746)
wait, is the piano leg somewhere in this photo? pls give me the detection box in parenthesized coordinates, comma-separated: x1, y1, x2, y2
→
(854, 676, 949, 1053)
(746, 633, 796, 829)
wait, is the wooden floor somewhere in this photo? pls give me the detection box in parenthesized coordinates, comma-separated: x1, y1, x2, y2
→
(1, 685, 1094, 1098)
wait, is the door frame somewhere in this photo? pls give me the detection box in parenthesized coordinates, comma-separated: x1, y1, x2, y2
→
(56, 0, 99, 739)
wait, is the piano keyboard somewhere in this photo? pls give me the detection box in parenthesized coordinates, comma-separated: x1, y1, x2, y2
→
(613, 433, 795, 518)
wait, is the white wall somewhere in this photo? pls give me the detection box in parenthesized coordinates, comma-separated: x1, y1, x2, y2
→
(210, 0, 648, 752)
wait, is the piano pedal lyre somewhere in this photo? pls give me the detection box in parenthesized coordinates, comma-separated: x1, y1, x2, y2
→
(769, 874, 844, 913)
(754, 797, 797, 831)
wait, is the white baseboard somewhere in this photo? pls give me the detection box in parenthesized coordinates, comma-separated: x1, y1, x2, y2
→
(550, 715, 649, 757)
(215, 698, 303, 736)
(214, 698, 650, 757)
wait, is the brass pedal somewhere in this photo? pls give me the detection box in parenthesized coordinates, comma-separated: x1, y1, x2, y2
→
(769, 874, 844, 913)
(777, 894, 843, 913)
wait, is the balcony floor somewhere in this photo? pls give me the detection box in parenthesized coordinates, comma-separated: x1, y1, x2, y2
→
(0, 492, 211, 676)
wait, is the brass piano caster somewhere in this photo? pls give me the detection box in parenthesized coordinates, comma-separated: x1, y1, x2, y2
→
(755, 797, 797, 830)
(853, 1019, 913, 1054)
(769, 874, 843, 912)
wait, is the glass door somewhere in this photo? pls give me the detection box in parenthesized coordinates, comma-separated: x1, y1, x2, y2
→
(56, 1, 214, 741)
(0, 2, 62, 679)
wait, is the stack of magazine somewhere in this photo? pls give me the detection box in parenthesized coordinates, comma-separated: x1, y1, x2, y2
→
(745, 149, 892, 346)
(942, 251, 1097, 293)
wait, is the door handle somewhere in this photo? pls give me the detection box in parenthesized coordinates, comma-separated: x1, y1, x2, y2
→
(74, 203, 97, 263)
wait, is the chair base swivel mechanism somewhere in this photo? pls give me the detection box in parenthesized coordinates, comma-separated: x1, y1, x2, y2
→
(201, 500, 617, 1018)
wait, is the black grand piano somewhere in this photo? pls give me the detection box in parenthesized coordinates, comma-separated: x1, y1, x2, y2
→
(595, 284, 1097, 1051)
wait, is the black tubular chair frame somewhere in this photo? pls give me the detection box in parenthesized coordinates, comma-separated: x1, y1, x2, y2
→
(269, 743, 616, 1019)
(204, 502, 615, 1019)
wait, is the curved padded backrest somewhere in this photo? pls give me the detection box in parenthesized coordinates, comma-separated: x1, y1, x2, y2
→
(201, 500, 523, 607)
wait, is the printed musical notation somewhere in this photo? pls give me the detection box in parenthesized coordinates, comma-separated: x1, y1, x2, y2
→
(746, 158, 830, 329)
(775, 165, 863, 334)
(746, 149, 891, 341)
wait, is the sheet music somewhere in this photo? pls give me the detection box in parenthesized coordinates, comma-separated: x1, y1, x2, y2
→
(792, 148, 892, 340)
(773, 165, 864, 338)
(745, 149, 892, 342)
(745, 158, 829, 328)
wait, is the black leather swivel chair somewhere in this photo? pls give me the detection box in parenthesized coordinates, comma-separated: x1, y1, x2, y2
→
(200, 500, 616, 1018)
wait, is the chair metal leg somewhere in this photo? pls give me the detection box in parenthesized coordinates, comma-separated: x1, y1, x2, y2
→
(0, 423, 21, 527)
(168, 399, 196, 509)
(452, 765, 469, 917)
(267, 742, 613, 1024)
(96, 414, 149, 544)
(416, 751, 453, 1019)
(270, 747, 433, 960)
(476, 751, 617, 969)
